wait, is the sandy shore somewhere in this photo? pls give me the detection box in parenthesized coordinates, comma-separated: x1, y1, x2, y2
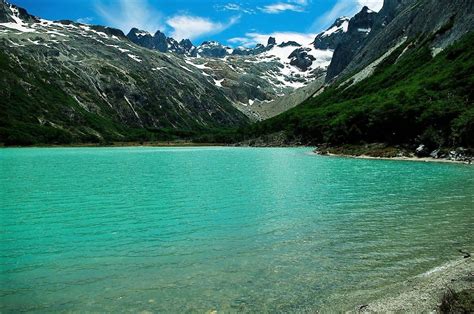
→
(358, 257, 473, 312)
(325, 153, 473, 165)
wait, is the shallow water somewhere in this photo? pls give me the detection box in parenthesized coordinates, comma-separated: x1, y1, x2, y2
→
(1, 147, 473, 312)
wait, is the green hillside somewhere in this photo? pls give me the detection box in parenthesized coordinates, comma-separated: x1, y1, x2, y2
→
(0, 49, 246, 146)
(207, 32, 474, 149)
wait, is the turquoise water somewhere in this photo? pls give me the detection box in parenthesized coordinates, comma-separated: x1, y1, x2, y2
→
(1, 147, 473, 312)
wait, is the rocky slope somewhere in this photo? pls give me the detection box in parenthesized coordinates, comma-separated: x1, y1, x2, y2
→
(0, 0, 359, 146)
(125, 21, 353, 120)
(0, 0, 249, 144)
(326, 6, 377, 80)
(222, 0, 474, 151)
(313, 17, 350, 50)
(327, 0, 474, 82)
(6, 0, 464, 146)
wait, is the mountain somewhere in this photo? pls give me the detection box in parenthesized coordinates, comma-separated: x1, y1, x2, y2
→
(127, 29, 338, 111)
(0, 0, 250, 145)
(0, 0, 354, 144)
(127, 28, 197, 56)
(313, 16, 350, 50)
(4, 0, 466, 149)
(217, 0, 474, 151)
(327, 0, 474, 81)
(325, 7, 377, 80)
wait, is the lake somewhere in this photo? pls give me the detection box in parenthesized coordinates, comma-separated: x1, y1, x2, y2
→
(1, 147, 473, 312)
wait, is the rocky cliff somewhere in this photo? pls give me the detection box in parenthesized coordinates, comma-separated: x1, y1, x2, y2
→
(327, 0, 474, 81)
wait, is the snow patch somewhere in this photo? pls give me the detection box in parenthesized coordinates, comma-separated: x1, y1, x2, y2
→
(124, 96, 140, 120)
(185, 59, 211, 70)
(46, 30, 67, 37)
(127, 54, 142, 62)
(321, 19, 349, 37)
(0, 5, 36, 33)
(431, 47, 444, 57)
(179, 64, 194, 73)
(0, 6, 36, 33)
(214, 78, 224, 87)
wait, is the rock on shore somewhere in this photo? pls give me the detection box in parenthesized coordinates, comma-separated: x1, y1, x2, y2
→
(360, 257, 473, 312)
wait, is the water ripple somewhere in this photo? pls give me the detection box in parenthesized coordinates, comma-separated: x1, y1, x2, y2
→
(0, 147, 473, 312)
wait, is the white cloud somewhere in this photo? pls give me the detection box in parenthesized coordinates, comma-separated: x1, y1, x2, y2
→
(76, 17, 93, 24)
(225, 3, 241, 10)
(259, 0, 310, 14)
(228, 37, 249, 45)
(260, 3, 305, 14)
(218, 3, 255, 14)
(167, 15, 240, 41)
(358, 0, 384, 11)
(290, 0, 309, 5)
(96, 0, 164, 33)
(228, 31, 316, 47)
(310, 0, 383, 31)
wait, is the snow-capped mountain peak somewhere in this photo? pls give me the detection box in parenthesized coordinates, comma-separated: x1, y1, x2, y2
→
(321, 17, 350, 38)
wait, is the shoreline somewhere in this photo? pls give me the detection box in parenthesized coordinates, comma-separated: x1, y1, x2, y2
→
(0, 141, 227, 148)
(324, 152, 472, 165)
(2, 142, 473, 165)
(360, 256, 473, 312)
(311, 144, 473, 165)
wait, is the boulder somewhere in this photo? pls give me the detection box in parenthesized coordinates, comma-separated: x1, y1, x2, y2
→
(415, 144, 430, 157)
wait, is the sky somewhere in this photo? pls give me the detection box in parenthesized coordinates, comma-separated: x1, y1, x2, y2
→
(9, 0, 384, 47)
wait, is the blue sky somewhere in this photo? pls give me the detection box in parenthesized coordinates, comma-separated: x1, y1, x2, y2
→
(9, 0, 384, 46)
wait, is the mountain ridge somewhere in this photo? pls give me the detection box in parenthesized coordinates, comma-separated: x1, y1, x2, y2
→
(2, 0, 469, 149)
(199, 0, 474, 151)
(0, 0, 354, 146)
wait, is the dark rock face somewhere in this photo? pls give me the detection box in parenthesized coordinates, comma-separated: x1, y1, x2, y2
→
(177, 39, 197, 56)
(127, 28, 156, 50)
(278, 41, 301, 48)
(231, 40, 277, 56)
(153, 31, 169, 52)
(231, 47, 253, 56)
(289, 48, 316, 71)
(91, 25, 126, 39)
(16, 6, 38, 23)
(253, 43, 268, 54)
(127, 29, 197, 56)
(326, 6, 377, 80)
(267, 36, 276, 46)
(167, 37, 197, 56)
(197, 41, 229, 58)
(326, 0, 474, 82)
(56, 19, 76, 25)
(230, 44, 268, 56)
(0, 0, 13, 23)
(313, 17, 350, 50)
(0, 0, 38, 23)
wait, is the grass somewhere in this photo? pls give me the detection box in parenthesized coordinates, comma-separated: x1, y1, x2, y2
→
(439, 289, 474, 313)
